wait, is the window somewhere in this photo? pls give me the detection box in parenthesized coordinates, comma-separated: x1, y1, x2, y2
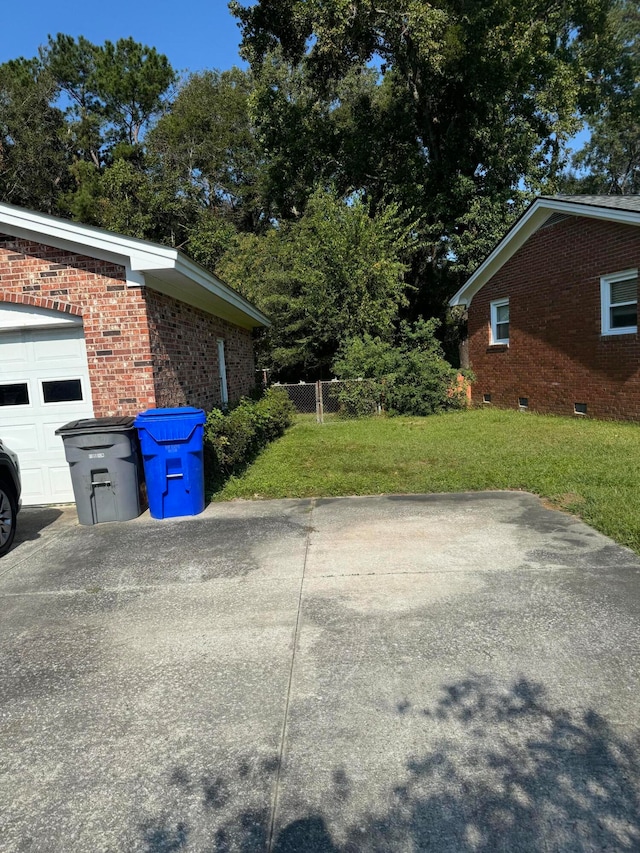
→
(490, 298, 509, 345)
(518, 397, 528, 409)
(42, 379, 83, 404)
(601, 270, 638, 336)
(0, 383, 29, 406)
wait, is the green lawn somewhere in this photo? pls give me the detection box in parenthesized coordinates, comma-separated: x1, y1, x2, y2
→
(213, 408, 640, 554)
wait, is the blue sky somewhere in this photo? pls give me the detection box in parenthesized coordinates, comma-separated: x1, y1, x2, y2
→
(0, 0, 245, 75)
(1, 0, 589, 156)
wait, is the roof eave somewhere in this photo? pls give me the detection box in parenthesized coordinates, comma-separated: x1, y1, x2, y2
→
(449, 196, 640, 308)
(153, 254, 271, 329)
(0, 202, 270, 328)
(0, 201, 179, 270)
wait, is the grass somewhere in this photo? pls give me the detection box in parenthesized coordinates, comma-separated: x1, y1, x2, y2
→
(213, 408, 640, 554)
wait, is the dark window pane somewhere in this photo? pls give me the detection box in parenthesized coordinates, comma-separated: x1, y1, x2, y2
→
(496, 321, 509, 340)
(0, 383, 29, 406)
(610, 304, 637, 329)
(496, 303, 509, 323)
(42, 379, 83, 403)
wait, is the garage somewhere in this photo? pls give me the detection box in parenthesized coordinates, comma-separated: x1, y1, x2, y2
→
(0, 202, 269, 508)
(0, 303, 93, 505)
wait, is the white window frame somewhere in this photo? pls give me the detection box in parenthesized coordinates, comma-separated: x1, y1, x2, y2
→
(39, 376, 85, 406)
(600, 269, 638, 336)
(490, 298, 510, 345)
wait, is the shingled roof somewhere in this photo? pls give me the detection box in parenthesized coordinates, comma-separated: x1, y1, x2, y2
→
(543, 194, 640, 213)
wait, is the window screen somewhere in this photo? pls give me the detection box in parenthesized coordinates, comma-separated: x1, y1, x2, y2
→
(0, 383, 29, 406)
(610, 276, 637, 329)
(42, 379, 83, 403)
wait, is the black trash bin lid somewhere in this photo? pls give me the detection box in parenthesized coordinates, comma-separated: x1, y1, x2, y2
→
(55, 416, 135, 436)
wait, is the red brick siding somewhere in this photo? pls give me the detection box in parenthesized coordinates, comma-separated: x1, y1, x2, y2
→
(144, 288, 256, 410)
(0, 234, 156, 417)
(467, 216, 640, 421)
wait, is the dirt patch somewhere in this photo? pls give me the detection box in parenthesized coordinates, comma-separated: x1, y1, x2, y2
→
(542, 492, 586, 513)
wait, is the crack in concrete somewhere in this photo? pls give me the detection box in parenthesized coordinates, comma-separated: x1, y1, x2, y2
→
(267, 497, 314, 851)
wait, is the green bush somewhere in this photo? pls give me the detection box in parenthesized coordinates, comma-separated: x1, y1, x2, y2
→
(327, 378, 381, 418)
(332, 318, 470, 417)
(204, 387, 295, 490)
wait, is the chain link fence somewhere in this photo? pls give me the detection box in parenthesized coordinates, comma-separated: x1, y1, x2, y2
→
(272, 374, 471, 422)
(272, 380, 376, 422)
(272, 381, 318, 415)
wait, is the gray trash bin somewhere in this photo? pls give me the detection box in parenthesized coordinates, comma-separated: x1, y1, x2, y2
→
(55, 417, 146, 525)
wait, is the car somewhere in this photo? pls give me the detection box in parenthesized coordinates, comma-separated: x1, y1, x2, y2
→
(0, 440, 21, 557)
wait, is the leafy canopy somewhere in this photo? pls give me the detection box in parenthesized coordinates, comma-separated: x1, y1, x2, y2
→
(0, 58, 70, 213)
(232, 0, 618, 284)
(218, 187, 412, 379)
(562, 0, 640, 194)
(332, 318, 466, 417)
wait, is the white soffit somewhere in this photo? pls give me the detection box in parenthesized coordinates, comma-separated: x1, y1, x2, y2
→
(449, 197, 640, 308)
(0, 202, 269, 329)
(144, 270, 267, 330)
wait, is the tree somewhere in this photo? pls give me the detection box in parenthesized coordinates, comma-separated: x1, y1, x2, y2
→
(41, 34, 103, 169)
(94, 37, 175, 148)
(563, 0, 640, 194)
(246, 53, 360, 220)
(148, 68, 263, 231)
(332, 318, 464, 416)
(217, 188, 411, 379)
(231, 0, 618, 311)
(184, 210, 239, 271)
(0, 58, 71, 213)
(41, 34, 175, 157)
(36, 35, 176, 223)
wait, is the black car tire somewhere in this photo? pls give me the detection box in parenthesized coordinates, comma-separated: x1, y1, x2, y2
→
(0, 481, 17, 557)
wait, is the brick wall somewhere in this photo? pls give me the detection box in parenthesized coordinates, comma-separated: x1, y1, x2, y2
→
(0, 234, 156, 417)
(467, 216, 640, 421)
(144, 288, 256, 410)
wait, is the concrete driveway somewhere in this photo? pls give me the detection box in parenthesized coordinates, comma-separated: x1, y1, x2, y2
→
(1, 492, 640, 852)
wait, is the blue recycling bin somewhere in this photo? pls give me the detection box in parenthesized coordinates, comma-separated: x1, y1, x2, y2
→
(134, 407, 206, 519)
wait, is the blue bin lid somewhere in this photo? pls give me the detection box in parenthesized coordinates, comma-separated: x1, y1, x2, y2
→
(134, 407, 206, 444)
(134, 407, 205, 422)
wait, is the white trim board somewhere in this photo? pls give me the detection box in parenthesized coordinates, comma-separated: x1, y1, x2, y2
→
(0, 202, 270, 330)
(449, 196, 640, 308)
(0, 303, 83, 330)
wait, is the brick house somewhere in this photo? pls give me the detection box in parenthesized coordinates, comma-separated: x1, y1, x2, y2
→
(0, 203, 269, 505)
(450, 195, 640, 421)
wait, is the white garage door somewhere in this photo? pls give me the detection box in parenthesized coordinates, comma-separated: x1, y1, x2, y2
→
(0, 306, 94, 505)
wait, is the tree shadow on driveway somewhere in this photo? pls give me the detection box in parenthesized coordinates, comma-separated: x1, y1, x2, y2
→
(140, 674, 640, 852)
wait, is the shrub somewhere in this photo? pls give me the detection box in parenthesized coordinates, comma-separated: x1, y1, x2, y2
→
(332, 318, 470, 417)
(327, 378, 381, 418)
(204, 387, 295, 490)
